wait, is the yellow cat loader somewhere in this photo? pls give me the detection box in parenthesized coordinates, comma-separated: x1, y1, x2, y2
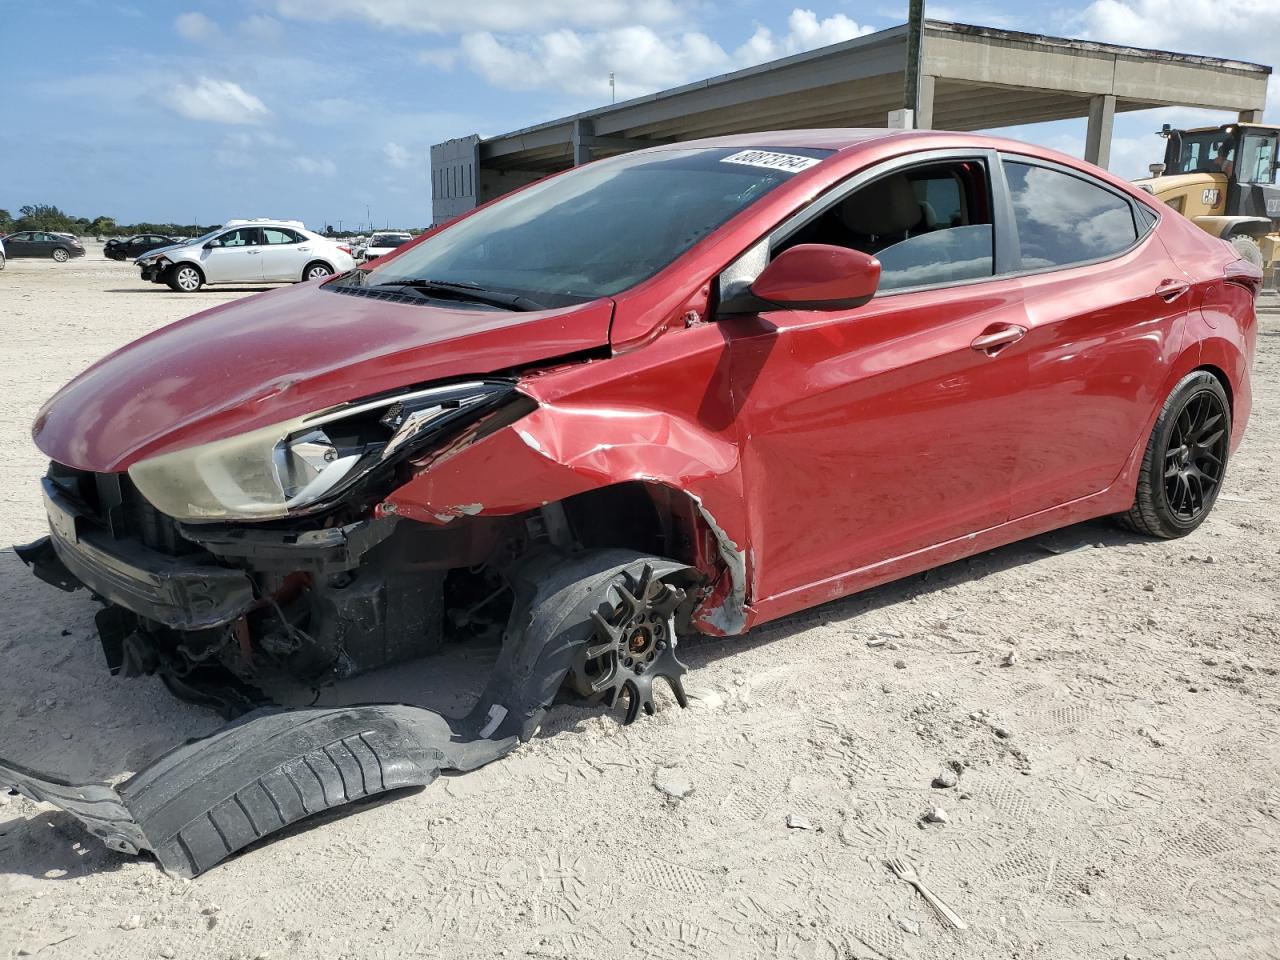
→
(1136, 122, 1279, 291)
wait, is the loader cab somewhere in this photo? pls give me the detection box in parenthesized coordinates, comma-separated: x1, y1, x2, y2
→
(1161, 123, 1280, 219)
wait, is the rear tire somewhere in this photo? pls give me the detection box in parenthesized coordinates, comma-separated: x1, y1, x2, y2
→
(1229, 234, 1264, 272)
(1118, 371, 1230, 539)
(302, 261, 333, 282)
(167, 264, 204, 293)
(0, 252, 5, 271)
(52, 247, 69, 262)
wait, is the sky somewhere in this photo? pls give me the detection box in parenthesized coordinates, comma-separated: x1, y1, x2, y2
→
(2, 0, 1276, 230)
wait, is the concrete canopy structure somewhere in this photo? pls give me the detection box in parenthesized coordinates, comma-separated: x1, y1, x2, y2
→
(430, 20, 1271, 225)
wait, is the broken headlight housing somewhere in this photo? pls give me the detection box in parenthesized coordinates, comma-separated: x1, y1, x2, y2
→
(128, 380, 521, 522)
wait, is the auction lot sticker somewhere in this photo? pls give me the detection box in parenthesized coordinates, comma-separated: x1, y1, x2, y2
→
(721, 150, 821, 173)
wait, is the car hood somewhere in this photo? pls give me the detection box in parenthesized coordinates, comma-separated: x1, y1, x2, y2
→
(33, 279, 615, 472)
(139, 240, 199, 260)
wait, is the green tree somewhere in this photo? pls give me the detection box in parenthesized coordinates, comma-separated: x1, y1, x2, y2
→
(0, 209, 11, 233)
(16, 204, 74, 232)
(89, 216, 118, 236)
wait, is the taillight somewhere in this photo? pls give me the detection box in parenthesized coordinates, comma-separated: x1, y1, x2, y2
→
(338, 244, 353, 256)
(1224, 257, 1264, 297)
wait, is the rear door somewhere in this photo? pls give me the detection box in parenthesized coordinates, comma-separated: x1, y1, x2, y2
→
(259, 227, 309, 280)
(201, 227, 264, 282)
(999, 156, 1188, 518)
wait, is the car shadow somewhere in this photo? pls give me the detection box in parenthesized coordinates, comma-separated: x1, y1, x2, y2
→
(0, 516, 1148, 878)
(678, 516, 1151, 668)
(103, 287, 275, 294)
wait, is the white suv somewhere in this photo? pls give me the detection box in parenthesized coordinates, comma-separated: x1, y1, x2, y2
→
(137, 219, 356, 292)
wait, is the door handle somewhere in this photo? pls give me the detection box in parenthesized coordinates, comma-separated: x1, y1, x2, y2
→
(970, 325, 1027, 354)
(1155, 278, 1190, 301)
(246, 249, 260, 255)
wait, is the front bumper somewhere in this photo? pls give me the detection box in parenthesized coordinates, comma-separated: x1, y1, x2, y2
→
(31, 477, 255, 630)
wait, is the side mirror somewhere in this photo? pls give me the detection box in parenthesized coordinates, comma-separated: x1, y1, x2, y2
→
(748, 243, 880, 311)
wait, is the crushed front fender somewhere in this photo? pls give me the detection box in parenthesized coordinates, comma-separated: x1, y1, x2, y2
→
(1, 705, 517, 878)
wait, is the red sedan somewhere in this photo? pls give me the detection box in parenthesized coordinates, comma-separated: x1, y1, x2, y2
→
(7, 129, 1261, 876)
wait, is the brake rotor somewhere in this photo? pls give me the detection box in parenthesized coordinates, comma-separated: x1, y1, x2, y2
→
(568, 563, 689, 724)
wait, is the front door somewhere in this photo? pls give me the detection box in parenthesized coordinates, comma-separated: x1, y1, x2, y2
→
(200, 226, 263, 283)
(728, 153, 1028, 603)
(6, 233, 34, 256)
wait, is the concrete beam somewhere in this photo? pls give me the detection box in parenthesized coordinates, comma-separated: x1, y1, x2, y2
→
(1240, 109, 1265, 123)
(1085, 93, 1116, 168)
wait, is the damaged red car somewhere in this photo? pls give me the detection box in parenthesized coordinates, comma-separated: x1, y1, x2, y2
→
(5, 129, 1260, 877)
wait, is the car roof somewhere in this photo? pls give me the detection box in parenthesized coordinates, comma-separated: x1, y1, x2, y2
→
(653, 128, 1076, 162)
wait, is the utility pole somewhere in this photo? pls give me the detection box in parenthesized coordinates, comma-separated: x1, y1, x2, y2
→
(901, 0, 925, 128)
(609, 72, 616, 104)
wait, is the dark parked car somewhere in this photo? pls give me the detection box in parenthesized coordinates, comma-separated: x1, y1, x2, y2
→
(4, 129, 1262, 878)
(2, 230, 84, 261)
(105, 234, 179, 261)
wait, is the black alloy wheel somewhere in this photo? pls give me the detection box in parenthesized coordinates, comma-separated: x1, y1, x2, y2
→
(1119, 370, 1231, 539)
(1163, 390, 1229, 522)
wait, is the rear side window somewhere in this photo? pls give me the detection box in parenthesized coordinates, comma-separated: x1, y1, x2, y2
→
(1003, 160, 1138, 270)
(263, 228, 302, 244)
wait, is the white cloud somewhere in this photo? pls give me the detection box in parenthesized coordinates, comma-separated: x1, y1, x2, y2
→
(383, 142, 416, 168)
(460, 27, 727, 100)
(1077, 0, 1273, 70)
(175, 11, 219, 42)
(418, 48, 459, 71)
(736, 9, 875, 64)
(1075, 0, 1274, 124)
(214, 130, 289, 167)
(239, 14, 283, 42)
(293, 156, 338, 177)
(268, 0, 684, 33)
(454, 8, 875, 100)
(165, 77, 270, 125)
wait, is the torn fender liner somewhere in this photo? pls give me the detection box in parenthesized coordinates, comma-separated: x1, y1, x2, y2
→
(0, 706, 517, 878)
(2, 549, 688, 877)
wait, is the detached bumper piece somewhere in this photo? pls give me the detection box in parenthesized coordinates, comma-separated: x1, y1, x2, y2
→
(1, 706, 516, 878)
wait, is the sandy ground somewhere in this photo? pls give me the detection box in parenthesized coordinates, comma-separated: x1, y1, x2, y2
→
(1, 246, 1278, 960)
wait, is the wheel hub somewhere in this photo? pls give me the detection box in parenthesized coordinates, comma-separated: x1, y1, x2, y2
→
(567, 564, 689, 724)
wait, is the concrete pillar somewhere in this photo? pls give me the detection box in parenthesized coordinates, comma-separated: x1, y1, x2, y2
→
(1084, 94, 1116, 169)
(887, 108, 915, 129)
(572, 118, 593, 166)
(1239, 109, 1264, 123)
(916, 75, 936, 130)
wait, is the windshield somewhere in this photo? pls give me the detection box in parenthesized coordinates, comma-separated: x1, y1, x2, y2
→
(183, 229, 222, 246)
(1165, 130, 1236, 176)
(362, 146, 831, 304)
(371, 234, 411, 247)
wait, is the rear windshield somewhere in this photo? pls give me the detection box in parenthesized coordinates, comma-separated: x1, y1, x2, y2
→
(363, 146, 831, 304)
(371, 234, 411, 247)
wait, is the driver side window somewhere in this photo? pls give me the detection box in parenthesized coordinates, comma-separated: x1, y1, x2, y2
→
(215, 227, 260, 247)
(773, 159, 995, 293)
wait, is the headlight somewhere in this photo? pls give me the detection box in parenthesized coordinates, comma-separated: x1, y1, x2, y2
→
(128, 380, 521, 521)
